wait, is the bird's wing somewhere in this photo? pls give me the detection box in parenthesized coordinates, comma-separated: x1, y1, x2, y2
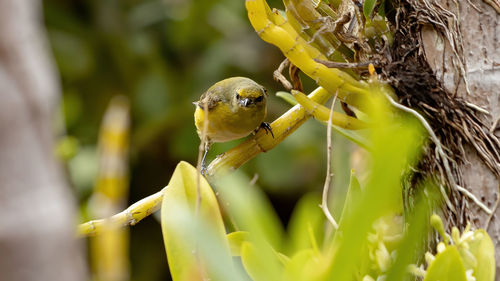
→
(196, 89, 224, 111)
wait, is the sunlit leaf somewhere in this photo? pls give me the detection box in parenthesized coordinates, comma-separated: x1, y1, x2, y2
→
(227, 231, 250, 256)
(215, 171, 285, 250)
(216, 171, 288, 281)
(326, 94, 423, 280)
(286, 193, 324, 254)
(161, 161, 235, 281)
(276, 91, 298, 106)
(468, 229, 495, 281)
(241, 241, 286, 281)
(423, 246, 467, 281)
(337, 170, 362, 226)
(283, 249, 316, 281)
(386, 186, 437, 281)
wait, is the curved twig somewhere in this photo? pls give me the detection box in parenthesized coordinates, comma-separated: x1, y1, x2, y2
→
(320, 92, 339, 229)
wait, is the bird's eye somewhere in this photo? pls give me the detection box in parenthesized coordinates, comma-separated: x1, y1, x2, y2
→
(255, 96, 263, 102)
(236, 93, 240, 99)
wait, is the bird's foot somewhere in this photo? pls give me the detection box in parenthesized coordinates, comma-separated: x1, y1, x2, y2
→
(200, 161, 208, 176)
(259, 122, 274, 138)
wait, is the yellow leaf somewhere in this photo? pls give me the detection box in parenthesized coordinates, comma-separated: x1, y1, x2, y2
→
(161, 161, 232, 281)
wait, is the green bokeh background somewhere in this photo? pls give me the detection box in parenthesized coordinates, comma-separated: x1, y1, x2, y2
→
(43, 0, 355, 280)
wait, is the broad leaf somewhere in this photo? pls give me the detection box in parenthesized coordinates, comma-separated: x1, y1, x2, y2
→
(160, 161, 235, 281)
(326, 95, 423, 280)
(468, 229, 495, 281)
(363, 0, 377, 19)
(227, 231, 250, 256)
(283, 249, 328, 281)
(217, 171, 288, 281)
(286, 193, 324, 254)
(241, 241, 287, 281)
(424, 246, 467, 281)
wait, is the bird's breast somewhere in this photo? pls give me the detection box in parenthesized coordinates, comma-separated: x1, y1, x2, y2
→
(194, 102, 266, 143)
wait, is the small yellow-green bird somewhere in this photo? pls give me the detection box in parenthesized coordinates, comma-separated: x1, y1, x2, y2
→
(194, 77, 273, 171)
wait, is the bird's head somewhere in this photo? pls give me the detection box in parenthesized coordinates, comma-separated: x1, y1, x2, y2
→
(233, 84, 267, 109)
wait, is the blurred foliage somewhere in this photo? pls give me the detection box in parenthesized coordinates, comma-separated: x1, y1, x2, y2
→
(48, 0, 495, 279)
(44, 0, 353, 280)
(410, 215, 496, 281)
(159, 98, 495, 281)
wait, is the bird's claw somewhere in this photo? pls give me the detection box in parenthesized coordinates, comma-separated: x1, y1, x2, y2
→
(260, 122, 274, 138)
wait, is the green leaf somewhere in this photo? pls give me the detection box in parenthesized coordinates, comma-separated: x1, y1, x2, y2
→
(227, 231, 250, 256)
(276, 91, 298, 106)
(363, 0, 377, 19)
(468, 229, 495, 281)
(282, 248, 333, 281)
(216, 171, 288, 281)
(283, 249, 316, 281)
(161, 161, 236, 281)
(326, 95, 424, 280)
(331, 125, 370, 150)
(377, 0, 386, 17)
(240, 242, 263, 280)
(241, 241, 287, 281)
(424, 246, 467, 281)
(215, 171, 285, 251)
(386, 186, 437, 281)
(337, 170, 362, 227)
(286, 193, 324, 254)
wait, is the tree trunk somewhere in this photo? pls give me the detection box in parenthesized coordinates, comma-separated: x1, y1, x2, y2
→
(419, 0, 500, 276)
(0, 0, 85, 280)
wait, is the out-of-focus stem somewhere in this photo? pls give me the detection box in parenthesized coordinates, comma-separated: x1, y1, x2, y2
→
(78, 187, 166, 237)
(88, 96, 131, 281)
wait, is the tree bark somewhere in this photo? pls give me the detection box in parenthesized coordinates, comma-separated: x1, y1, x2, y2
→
(420, 0, 500, 276)
(0, 0, 85, 280)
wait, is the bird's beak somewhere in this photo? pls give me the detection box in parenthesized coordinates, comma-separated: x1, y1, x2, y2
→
(240, 98, 252, 107)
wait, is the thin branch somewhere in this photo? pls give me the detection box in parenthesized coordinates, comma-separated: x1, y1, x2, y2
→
(77, 187, 167, 237)
(455, 185, 492, 215)
(320, 93, 339, 229)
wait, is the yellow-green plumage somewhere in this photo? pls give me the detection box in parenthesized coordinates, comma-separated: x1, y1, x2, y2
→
(194, 77, 268, 143)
